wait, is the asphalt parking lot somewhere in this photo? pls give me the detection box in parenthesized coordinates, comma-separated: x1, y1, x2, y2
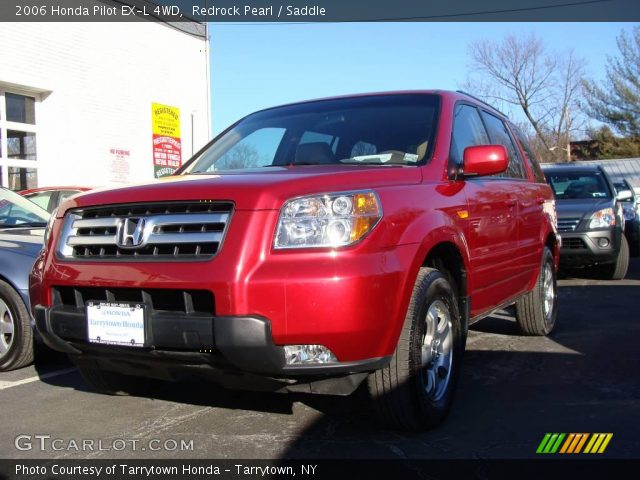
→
(1, 260, 639, 460)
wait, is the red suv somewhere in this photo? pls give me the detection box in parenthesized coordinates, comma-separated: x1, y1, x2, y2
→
(30, 91, 559, 430)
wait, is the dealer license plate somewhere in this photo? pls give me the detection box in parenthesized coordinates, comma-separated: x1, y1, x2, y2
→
(86, 302, 146, 347)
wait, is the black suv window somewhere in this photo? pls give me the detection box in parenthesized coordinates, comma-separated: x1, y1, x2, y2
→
(481, 111, 526, 179)
(450, 104, 490, 167)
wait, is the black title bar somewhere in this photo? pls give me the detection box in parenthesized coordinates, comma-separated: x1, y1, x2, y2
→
(2, 459, 640, 480)
(1, 0, 640, 22)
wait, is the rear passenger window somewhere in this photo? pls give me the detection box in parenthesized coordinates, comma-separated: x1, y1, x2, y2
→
(481, 111, 526, 179)
(512, 126, 546, 183)
(450, 104, 490, 167)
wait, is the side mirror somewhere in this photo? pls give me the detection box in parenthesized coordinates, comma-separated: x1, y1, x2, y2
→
(616, 189, 633, 201)
(462, 145, 508, 177)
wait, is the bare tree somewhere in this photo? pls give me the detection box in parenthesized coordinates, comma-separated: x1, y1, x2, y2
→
(215, 142, 261, 170)
(464, 34, 587, 161)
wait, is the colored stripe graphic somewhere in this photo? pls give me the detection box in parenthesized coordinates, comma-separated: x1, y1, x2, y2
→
(536, 433, 565, 453)
(559, 433, 575, 454)
(584, 433, 614, 454)
(539, 433, 613, 454)
(573, 433, 589, 453)
(597, 434, 613, 453)
(584, 433, 599, 453)
(536, 433, 552, 454)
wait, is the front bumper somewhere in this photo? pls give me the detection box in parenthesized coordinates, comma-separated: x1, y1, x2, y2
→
(33, 305, 390, 394)
(559, 228, 621, 268)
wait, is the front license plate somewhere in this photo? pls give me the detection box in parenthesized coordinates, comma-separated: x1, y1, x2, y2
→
(86, 302, 146, 347)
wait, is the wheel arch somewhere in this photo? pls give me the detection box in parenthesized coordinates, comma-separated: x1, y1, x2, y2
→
(422, 241, 469, 341)
(385, 231, 471, 356)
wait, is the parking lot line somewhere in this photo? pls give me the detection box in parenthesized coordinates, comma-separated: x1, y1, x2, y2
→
(0, 367, 77, 391)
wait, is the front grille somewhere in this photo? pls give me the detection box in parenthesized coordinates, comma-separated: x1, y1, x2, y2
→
(558, 217, 581, 232)
(562, 238, 587, 249)
(52, 287, 214, 314)
(58, 201, 233, 261)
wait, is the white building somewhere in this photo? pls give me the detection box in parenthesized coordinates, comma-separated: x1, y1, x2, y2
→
(0, 13, 210, 191)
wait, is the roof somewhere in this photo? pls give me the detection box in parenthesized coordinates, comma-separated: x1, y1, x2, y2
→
(253, 90, 505, 118)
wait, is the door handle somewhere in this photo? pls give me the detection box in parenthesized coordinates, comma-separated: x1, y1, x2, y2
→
(506, 199, 517, 207)
(536, 197, 545, 205)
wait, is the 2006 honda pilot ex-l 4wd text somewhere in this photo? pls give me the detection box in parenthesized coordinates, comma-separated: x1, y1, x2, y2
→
(30, 91, 559, 430)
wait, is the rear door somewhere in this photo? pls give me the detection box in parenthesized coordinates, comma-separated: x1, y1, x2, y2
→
(510, 125, 549, 273)
(450, 104, 520, 315)
(478, 110, 533, 296)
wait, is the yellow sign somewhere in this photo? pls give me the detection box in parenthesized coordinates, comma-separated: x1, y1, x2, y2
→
(152, 103, 180, 137)
(151, 103, 182, 178)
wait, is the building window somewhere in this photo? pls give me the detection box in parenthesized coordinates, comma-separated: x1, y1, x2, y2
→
(0, 90, 39, 190)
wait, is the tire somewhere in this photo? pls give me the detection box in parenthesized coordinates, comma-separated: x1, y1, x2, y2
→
(515, 247, 557, 336)
(367, 268, 462, 431)
(628, 233, 639, 258)
(599, 235, 629, 280)
(0, 280, 34, 371)
(74, 360, 150, 396)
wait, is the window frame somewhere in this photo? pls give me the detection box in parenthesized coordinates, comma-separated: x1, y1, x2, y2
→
(448, 101, 491, 179)
(0, 87, 40, 190)
(478, 109, 528, 181)
(509, 123, 545, 183)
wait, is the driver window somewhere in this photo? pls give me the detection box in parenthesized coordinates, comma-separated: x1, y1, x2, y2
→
(450, 104, 490, 167)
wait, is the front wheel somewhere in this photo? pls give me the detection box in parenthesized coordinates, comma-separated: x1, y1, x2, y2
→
(598, 235, 629, 280)
(515, 247, 557, 336)
(368, 268, 462, 430)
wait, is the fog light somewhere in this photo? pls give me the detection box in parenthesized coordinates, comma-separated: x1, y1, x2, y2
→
(284, 345, 338, 365)
(598, 238, 610, 247)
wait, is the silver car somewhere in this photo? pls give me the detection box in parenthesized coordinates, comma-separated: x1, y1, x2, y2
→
(0, 187, 49, 371)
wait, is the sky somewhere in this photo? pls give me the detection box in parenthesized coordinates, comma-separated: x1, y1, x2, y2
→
(208, 22, 637, 136)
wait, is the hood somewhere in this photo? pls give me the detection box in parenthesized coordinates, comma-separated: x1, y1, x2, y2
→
(555, 198, 613, 220)
(0, 227, 44, 259)
(57, 165, 422, 215)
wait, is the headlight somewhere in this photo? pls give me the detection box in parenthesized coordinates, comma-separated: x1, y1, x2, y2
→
(589, 208, 616, 229)
(274, 190, 382, 249)
(43, 208, 58, 246)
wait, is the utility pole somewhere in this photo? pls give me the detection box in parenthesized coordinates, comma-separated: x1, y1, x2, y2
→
(565, 106, 572, 162)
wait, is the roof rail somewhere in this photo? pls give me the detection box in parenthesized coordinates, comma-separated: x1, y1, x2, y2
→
(455, 90, 506, 116)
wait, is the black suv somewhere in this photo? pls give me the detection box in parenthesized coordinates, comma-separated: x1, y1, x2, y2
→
(543, 164, 629, 279)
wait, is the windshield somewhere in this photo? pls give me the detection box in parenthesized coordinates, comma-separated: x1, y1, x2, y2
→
(544, 171, 611, 200)
(181, 94, 440, 174)
(0, 188, 49, 228)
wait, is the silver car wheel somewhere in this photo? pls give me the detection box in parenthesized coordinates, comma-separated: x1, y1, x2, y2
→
(421, 299, 453, 402)
(542, 262, 556, 322)
(0, 297, 16, 359)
